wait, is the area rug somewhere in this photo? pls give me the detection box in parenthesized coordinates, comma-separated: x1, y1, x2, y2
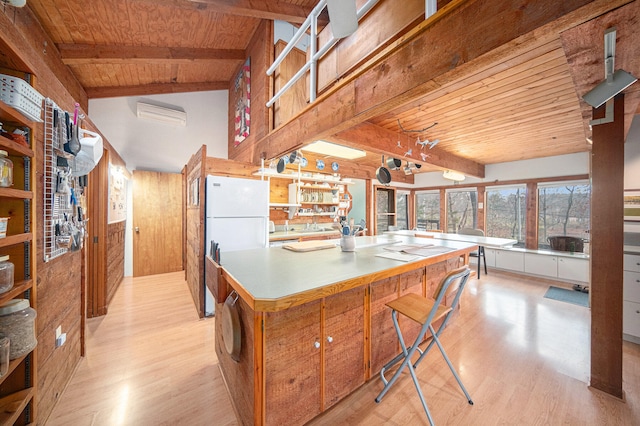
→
(543, 286, 589, 307)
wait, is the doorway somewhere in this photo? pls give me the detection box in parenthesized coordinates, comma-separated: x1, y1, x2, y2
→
(132, 170, 184, 276)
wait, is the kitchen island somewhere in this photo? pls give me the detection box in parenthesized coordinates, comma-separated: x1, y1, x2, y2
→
(207, 235, 477, 425)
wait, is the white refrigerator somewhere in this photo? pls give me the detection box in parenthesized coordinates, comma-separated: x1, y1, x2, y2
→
(205, 175, 269, 315)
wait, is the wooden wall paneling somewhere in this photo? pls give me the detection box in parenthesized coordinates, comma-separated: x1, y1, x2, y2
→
(185, 145, 206, 318)
(264, 300, 322, 425)
(35, 253, 82, 423)
(228, 20, 273, 165)
(106, 221, 126, 306)
(273, 41, 307, 128)
(316, 0, 425, 93)
(525, 182, 538, 249)
(204, 156, 258, 177)
(590, 94, 624, 398)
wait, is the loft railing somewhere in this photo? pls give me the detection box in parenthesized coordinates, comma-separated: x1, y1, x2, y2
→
(265, 0, 380, 108)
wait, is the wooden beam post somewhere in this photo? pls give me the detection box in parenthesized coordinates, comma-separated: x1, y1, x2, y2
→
(525, 182, 538, 249)
(590, 93, 625, 399)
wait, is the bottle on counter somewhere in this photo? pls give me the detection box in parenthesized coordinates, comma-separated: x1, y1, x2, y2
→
(0, 150, 13, 187)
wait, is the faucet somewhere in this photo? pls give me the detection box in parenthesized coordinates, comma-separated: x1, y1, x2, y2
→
(312, 216, 319, 230)
(284, 220, 289, 234)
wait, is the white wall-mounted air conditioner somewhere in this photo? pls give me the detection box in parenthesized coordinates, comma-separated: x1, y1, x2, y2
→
(136, 102, 187, 127)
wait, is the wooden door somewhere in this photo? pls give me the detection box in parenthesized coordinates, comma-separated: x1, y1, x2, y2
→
(323, 286, 366, 409)
(133, 170, 183, 277)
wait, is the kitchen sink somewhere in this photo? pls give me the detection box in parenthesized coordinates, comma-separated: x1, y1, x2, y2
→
(299, 227, 332, 233)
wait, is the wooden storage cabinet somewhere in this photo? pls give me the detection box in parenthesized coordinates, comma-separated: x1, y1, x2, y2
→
(0, 97, 37, 424)
(264, 301, 322, 426)
(623, 254, 640, 341)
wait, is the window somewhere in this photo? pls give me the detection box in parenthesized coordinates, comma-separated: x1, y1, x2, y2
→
(396, 191, 409, 230)
(446, 189, 478, 232)
(416, 191, 440, 231)
(538, 181, 590, 249)
(376, 187, 395, 232)
(486, 185, 526, 247)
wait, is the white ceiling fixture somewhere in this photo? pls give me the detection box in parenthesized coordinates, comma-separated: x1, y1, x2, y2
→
(136, 102, 187, 127)
(443, 170, 465, 181)
(302, 140, 366, 159)
(326, 0, 358, 39)
(583, 27, 637, 125)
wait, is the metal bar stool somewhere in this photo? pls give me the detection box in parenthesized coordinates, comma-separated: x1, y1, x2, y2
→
(375, 266, 473, 425)
(458, 228, 487, 278)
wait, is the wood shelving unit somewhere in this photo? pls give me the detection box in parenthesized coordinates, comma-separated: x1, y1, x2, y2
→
(0, 67, 38, 424)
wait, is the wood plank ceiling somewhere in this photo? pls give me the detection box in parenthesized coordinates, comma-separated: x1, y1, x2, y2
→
(24, 0, 640, 178)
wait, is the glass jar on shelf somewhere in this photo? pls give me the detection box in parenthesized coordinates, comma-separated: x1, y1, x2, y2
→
(0, 150, 13, 188)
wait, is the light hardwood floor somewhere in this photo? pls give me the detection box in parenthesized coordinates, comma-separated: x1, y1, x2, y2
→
(46, 270, 640, 425)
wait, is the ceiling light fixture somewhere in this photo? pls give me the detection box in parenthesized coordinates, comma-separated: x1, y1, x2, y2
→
(136, 102, 187, 127)
(443, 170, 465, 181)
(302, 140, 366, 159)
(583, 27, 637, 124)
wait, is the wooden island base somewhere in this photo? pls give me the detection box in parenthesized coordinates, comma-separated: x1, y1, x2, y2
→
(207, 242, 472, 426)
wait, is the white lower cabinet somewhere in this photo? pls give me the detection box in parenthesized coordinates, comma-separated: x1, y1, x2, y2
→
(623, 301, 640, 337)
(557, 257, 589, 283)
(524, 253, 557, 277)
(495, 250, 524, 272)
(484, 249, 497, 268)
(623, 255, 640, 340)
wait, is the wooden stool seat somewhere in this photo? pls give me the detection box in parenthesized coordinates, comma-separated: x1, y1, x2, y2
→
(386, 293, 451, 326)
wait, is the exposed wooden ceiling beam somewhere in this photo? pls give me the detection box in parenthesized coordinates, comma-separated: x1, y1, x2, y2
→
(86, 81, 229, 99)
(188, 0, 314, 24)
(332, 122, 485, 178)
(57, 44, 245, 65)
(130, 0, 315, 23)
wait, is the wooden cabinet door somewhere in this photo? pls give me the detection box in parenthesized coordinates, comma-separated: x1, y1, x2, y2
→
(323, 286, 366, 409)
(264, 300, 322, 426)
(370, 276, 400, 375)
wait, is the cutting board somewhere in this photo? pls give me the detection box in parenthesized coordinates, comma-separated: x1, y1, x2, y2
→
(282, 240, 337, 252)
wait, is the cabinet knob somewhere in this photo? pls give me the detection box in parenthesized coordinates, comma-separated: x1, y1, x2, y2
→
(637, 310, 640, 314)
(314, 341, 320, 349)
(326, 336, 333, 343)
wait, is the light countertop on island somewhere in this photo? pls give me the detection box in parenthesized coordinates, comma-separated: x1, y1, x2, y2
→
(219, 235, 477, 312)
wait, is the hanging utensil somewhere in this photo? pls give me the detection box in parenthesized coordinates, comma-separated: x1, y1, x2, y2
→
(376, 155, 391, 185)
